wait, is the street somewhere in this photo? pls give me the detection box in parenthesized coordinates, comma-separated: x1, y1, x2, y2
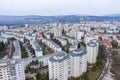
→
(98, 49, 114, 80)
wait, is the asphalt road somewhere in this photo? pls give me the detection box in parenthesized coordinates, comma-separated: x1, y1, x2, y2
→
(98, 49, 114, 80)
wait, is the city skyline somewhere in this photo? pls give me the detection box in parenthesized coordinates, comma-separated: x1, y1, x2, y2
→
(0, 0, 120, 16)
(0, 0, 120, 80)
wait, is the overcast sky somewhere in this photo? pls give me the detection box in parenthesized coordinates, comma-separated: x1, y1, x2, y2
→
(0, 0, 120, 16)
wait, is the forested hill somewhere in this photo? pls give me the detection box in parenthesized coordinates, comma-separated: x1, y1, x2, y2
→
(0, 15, 120, 25)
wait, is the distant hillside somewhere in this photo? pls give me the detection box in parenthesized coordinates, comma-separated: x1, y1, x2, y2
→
(103, 14, 120, 17)
(0, 15, 120, 25)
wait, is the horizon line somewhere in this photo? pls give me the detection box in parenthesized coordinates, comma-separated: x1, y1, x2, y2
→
(0, 13, 120, 17)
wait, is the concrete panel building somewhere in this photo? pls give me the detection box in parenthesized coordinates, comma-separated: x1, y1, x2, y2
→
(86, 42, 97, 64)
(48, 51, 69, 80)
(69, 46, 87, 77)
(0, 59, 25, 80)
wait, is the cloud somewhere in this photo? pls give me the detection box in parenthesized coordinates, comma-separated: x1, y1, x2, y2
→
(0, 0, 120, 15)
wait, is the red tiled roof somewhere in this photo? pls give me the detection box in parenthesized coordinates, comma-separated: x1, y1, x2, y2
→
(99, 40, 112, 46)
(116, 36, 120, 40)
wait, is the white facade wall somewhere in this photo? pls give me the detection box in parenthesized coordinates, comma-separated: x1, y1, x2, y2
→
(35, 51, 43, 57)
(42, 39, 62, 52)
(0, 60, 25, 80)
(48, 52, 69, 80)
(77, 31, 81, 41)
(22, 53, 57, 68)
(1, 33, 14, 38)
(69, 47, 87, 77)
(30, 41, 43, 57)
(90, 39, 99, 57)
(48, 59, 69, 80)
(69, 55, 87, 77)
(76, 31, 84, 41)
(48, 48, 87, 80)
(15, 62, 25, 80)
(53, 28, 62, 38)
(86, 42, 98, 64)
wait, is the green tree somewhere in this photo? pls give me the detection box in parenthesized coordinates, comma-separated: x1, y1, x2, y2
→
(62, 29, 66, 36)
(1, 42, 5, 48)
(50, 34, 54, 40)
(112, 40, 118, 48)
(78, 43, 81, 49)
(41, 72, 49, 80)
(0, 45, 3, 51)
(36, 72, 42, 80)
(99, 36, 103, 41)
(98, 45, 106, 59)
(0, 42, 5, 52)
(29, 77, 34, 80)
(81, 72, 89, 80)
(40, 61, 43, 66)
(36, 59, 39, 65)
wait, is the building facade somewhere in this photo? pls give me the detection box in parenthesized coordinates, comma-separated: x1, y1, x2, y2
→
(30, 40, 43, 57)
(86, 42, 98, 64)
(48, 47, 87, 80)
(69, 46, 87, 77)
(0, 59, 25, 80)
(48, 51, 69, 80)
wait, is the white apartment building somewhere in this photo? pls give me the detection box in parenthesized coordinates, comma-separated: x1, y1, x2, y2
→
(53, 27, 62, 38)
(0, 59, 25, 80)
(1, 31, 24, 42)
(86, 35, 94, 44)
(48, 47, 87, 80)
(56, 38, 67, 46)
(44, 33, 51, 39)
(66, 30, 76, 38)
(106, 30, 113, 34)
(69, 41, 78, 51)
(61, 36, 78, 51)
(42, 39, 62, 52)
(62, 36, 77, 45)
(23, 53, 57, 68)
(30, 41, 43, 57)
(86, 42, 98, 64)
(76, 31, 84, 41)
(48, 51, 69, 80)
(90, 39, 99, 56)
(69, 46, 87, 77)
(1, 32, 14, 39)
(0, 36, 8, 44)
